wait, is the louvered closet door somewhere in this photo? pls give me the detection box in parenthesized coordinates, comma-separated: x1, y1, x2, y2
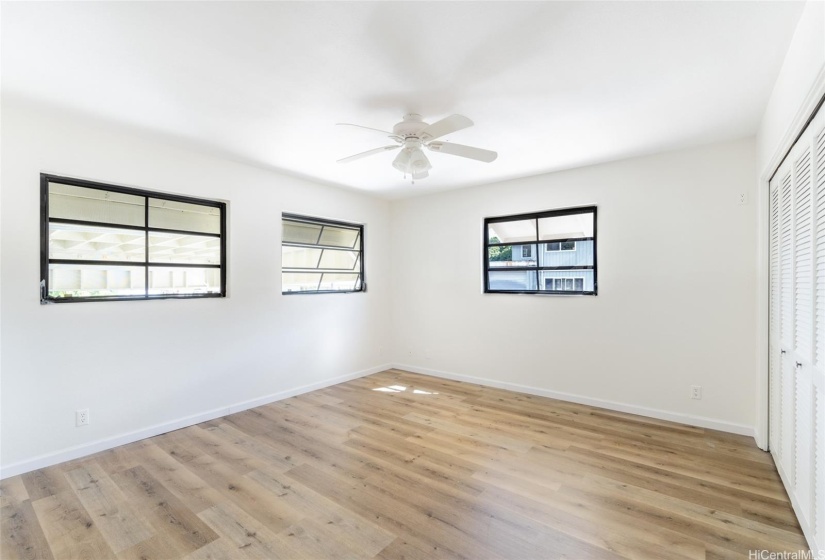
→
(770, 185, 781, 450)
(795, 145, 813, 516)
(813, 121, 825, 550)
(779, 167, 796, 484)
(769, 103, 825, 554)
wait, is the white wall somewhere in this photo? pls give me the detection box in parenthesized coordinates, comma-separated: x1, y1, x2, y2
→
(391, 139, 758, 433)
(0, 98, 392, 475)
(757, 0, 825, 174)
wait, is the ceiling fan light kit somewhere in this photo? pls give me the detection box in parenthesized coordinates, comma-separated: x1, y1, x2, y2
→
(392, 137, 432, 180)
(337, 113, 497, 182)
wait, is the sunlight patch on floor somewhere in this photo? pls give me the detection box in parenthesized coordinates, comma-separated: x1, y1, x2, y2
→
(372, 384, 439, 395)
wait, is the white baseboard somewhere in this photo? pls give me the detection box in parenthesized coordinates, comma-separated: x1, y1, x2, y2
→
(391, 363, 755, 437)
(771, 451, 822, 555)
(753, 428, 768, 451)
(0, 364, 391, 480)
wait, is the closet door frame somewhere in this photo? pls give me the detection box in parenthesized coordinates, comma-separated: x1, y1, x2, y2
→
(761, 75, 825, 557)
(759, 76, 825, 453)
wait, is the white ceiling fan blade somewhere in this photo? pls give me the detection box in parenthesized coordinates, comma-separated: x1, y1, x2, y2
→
(337, 145, 400, 164)
(427, 141, 497, 163)
(336, 122, 394, 136)
(419, 114, 473, 141)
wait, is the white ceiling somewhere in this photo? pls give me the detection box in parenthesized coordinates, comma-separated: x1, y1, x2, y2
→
(1, 1, 805, 198)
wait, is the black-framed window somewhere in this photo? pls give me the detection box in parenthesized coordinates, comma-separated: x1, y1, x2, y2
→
(484, 206, 597, 295)
(281, 214, 364, 294)
(41, 174, 226, 303)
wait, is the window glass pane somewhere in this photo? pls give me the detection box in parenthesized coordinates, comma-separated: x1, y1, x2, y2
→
(488, 219, 536, 244)
(546, 242, 560, 251)
(283, 221, 322, 244)
(283, 272, 322, 292)
(148, 267, 221, 295)
(318, 249, 360, 270)
(49, 223, 145, 262)
(282, 246, 322, 269)
(49, 183, 144, 226)
(44, 177, 226, 302)
(318, 226, 359, 248)
(488, 270, 537, 291)
(538, 213, 593, 241)
(48, 264, 145, 298)
(149, 198, 220, 234)
(575, 278, 584, 291)
(281, 215, 364, 294)
(149, 232, 220, 265)
(560, 241, 576, 251)
(539, 239, 594, 267)
(319, 273, 359, 291)
(488, 245, 537, 268)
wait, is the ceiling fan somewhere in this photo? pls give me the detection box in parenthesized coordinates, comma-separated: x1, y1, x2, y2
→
(336, 114, 497, 181)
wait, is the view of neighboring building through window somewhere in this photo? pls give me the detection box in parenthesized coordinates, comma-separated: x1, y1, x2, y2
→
(545, 277, 584, 291)
(485, 206, 597, 295)
(546, 241, 576, 251)
(281, 214, 364, 294)
(41, 174, 226, 303)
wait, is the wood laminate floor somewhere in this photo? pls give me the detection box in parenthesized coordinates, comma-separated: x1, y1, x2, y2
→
(1, 369, 809, 559)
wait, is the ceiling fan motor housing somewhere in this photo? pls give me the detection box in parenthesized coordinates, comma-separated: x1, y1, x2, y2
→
(393, 113, 429, 138)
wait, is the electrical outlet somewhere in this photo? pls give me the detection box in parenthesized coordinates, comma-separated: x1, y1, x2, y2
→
(738, 192, 748, 205)
(690, 385, 702, 400)
(76, 408, 90, 427)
